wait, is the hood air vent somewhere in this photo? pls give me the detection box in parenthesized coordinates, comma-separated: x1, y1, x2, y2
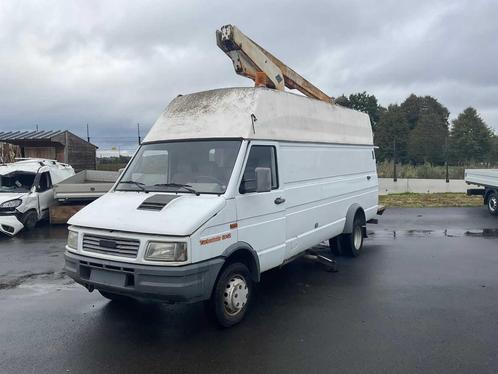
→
(138, 194, 180, 211)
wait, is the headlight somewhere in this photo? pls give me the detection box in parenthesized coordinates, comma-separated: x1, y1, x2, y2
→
(0, 199, 22, 209)
(67, 230, 79, 250)
(145, 242, 187, 262)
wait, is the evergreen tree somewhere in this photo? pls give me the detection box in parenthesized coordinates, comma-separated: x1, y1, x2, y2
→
(400, 94, 449, 130)
(334, 95, 350, 107)
(399, 94, 449, 164)
(489, 135, 498, 165)
(336, 92, 385, 132)
(374, 105, 410, 162)
(407, 111, 448, 164)
(449, 107, 493, 164)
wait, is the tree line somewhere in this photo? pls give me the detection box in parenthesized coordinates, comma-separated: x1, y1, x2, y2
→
(336, 93, 498, 165)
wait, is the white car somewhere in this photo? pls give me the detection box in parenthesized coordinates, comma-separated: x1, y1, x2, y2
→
(0, 159, 74, 236)
(65, 87, 379, 326)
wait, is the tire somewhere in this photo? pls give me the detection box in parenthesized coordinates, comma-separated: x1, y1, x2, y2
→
(208, 262, 253, 328)
(329, 236, 342, 256)
(488, 192, 498, 216)
(341, 215, 364, 257)
(98, 290, 134, 303)
(22, 210, 38, 230)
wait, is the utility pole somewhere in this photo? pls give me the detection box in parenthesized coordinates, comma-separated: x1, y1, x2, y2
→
(393, 137, 397, 182)
(86, 124, 90, 143)
(137, 123, 141, 145)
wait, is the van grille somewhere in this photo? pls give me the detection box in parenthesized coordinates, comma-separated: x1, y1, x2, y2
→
(82, 234, 140, 258)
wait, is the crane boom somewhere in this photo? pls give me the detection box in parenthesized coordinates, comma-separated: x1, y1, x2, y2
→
(216, 24, 334, 103)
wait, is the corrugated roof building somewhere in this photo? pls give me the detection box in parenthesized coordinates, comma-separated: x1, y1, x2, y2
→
(0, 130, 97, 171)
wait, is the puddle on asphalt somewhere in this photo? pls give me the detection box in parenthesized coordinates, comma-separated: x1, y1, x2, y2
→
(369, 228, 498, 239)
(0, 271, 76, 296)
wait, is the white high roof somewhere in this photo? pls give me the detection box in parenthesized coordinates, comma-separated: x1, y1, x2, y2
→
(144, 87, 373, 145)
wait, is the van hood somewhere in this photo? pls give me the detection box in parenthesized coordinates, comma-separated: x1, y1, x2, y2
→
(68, 192, 226, 236)
(0, 193, 26, 205)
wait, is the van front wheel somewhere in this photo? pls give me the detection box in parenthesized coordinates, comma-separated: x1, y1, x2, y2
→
(22, 210, 38, 230)
(208, 262, 252, 327)
(342, 216, 364, 257)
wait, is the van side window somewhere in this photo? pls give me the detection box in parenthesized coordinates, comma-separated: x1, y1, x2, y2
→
(37, 172, 52, 192)
(240, 146, 278, 193)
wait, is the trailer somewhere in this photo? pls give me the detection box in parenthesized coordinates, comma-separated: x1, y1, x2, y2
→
(49, 170, 119, 224)
(465, 169, 498, 216)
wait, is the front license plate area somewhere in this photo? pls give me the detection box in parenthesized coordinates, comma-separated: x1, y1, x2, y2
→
(90, 269, 126, 287)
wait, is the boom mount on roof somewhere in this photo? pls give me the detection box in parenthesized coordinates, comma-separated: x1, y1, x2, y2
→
(216, 24, 334, 104)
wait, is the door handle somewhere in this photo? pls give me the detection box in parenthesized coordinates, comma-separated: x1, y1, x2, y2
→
(274, 197, 286, 205)
(367, 176, 371, 180)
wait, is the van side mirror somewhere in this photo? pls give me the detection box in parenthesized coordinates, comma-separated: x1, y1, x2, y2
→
(239, 167, 272, 194)
(118, 168, 125, 176)
(255, 167, 271, 193)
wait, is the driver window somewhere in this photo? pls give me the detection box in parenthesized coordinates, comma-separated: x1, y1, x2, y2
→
(37, 172, 52, 192)
(240, 146, 278, 193)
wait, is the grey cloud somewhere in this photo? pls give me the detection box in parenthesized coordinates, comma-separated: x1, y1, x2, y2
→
(0, 0, 497, 152)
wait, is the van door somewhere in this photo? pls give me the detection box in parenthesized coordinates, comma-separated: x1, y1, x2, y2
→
(36, 172, 54, 218)
(235, 143, 286, 272)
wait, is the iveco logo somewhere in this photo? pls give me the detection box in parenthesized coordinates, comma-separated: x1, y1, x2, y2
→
(99, 239, 117, 249)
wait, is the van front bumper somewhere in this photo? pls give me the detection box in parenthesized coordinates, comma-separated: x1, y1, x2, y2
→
(64, 251, 224, 303)
(0, 214, 24, 236)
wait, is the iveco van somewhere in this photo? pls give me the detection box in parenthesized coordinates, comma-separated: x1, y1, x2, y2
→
(64, 87, 379, 326)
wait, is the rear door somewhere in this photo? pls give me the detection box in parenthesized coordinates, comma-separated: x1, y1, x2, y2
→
(235, 142, 286, 272)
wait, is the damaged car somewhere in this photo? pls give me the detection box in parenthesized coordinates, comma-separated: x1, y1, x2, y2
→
(0, 159, 74, 236)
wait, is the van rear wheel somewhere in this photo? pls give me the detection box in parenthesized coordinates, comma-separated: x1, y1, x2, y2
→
(208, 262, 252, 327)
(487, 192, 498, 216)
(342, 216, 364, 257)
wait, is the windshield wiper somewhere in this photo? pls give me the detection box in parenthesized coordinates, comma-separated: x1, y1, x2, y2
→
(118, 180, 148, 192)
(153, 183, 199, 195)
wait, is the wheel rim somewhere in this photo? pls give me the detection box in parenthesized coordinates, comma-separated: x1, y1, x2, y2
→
(353, 225, 362, 250)
(490, 197, 497, 212)
(223, 275, 249, 316)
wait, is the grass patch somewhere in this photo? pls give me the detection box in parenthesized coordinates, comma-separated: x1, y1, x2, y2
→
(379, 193, 483, 208)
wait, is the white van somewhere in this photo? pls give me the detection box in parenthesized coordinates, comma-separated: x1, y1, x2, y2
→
(0, 159, 74, 236)
(65, 87, 379, 326)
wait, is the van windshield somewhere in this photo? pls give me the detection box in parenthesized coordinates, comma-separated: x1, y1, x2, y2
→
(116, 140, 241, 194)
(0, 172, 36, 193)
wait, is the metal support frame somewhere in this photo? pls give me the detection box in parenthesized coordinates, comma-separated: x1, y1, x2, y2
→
(304, 249, 338, 272)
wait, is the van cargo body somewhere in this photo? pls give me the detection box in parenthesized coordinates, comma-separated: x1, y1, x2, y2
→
(64, 87, 378, 326)
(54, 170, 119, 202)
(465, 169, 498, 216)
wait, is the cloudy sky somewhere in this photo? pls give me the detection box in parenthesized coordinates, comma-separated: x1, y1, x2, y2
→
(1, 0, 497, 152)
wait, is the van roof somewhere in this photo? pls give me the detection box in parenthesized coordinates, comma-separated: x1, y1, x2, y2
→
(144, 87, 373, 146)
(0, 159, 74, 184)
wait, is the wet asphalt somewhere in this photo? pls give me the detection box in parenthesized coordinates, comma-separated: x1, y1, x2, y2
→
(1, 207, 498, 374)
